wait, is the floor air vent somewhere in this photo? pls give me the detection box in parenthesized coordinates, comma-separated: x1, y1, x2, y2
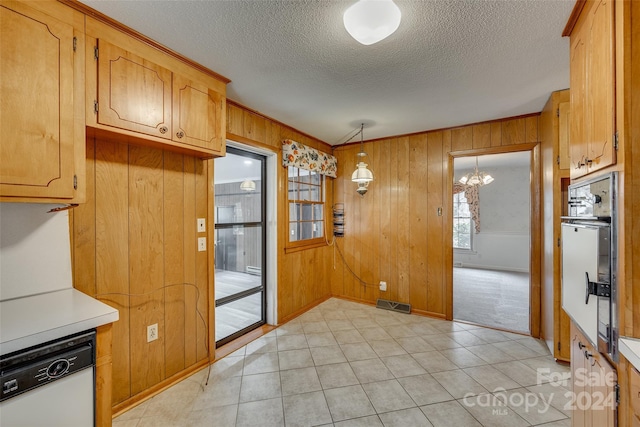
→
(376, 299, 411, 314)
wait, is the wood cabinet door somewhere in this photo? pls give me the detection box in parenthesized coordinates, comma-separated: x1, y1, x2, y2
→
(172, 74, 223, 151)
(569, 27, 588, 179)
(590, 354, 616, 427)
(97, 39, 172, 140)
(586, 0, 615, 174)
(572, 332, 588, 427)
(0, 3, 77, 199)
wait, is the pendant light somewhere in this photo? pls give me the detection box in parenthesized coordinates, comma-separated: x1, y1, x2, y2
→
(240, 179, 256, 192)
(351, 123, 374, 196)
(343, 0, 402, 46)
(458, 157, 494, 187)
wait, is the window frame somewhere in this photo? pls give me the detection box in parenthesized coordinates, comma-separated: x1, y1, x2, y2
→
(286, 166, 327, 252)
(453, 190, 474, 251)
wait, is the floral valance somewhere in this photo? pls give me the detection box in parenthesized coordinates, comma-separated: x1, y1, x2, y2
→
(453, 183, 481, 233)
(282, 140, 337, 178)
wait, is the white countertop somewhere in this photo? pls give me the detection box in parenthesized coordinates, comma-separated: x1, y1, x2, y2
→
(620, 337, 640, 371)
(0, 288, 119, 355)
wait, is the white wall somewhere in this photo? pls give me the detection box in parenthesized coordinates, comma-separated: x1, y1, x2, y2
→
(454, 162, 530, 272)
(0, 203, 72, 301)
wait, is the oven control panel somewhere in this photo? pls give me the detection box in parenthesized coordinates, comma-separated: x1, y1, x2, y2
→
(568, 174, 613, 218)
(0, 331, 95, 402)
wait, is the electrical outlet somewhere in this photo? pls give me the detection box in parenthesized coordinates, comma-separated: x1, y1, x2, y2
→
(197, 218, 206, 233)
(379, 281, 387, 291)
(147, 324, 158, 342)
(198, 237, 206, 252)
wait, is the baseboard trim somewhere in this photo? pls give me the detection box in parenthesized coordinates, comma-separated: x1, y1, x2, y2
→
(111, 359, 210, 418)
(278, 295, 332, 324)
(454, 264, 529, 273)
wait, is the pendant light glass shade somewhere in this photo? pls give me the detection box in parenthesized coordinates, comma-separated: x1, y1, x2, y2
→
(343, 0, 402, 45)
(351, 160, 374, 183)
(240, 179, 256, 191)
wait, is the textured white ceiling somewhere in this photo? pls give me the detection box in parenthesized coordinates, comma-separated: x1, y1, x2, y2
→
(81, 0, 574, 145)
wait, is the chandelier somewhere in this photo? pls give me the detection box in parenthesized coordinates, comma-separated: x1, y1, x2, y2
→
(458, 157, 494, 186)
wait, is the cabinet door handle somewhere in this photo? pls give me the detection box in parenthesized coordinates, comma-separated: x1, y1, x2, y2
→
(159, 126, 168, 134)
(176, 131, 184, 139)
(578, 341, 586, 350)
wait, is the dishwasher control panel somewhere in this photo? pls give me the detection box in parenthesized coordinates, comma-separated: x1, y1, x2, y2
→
(0, 331, 95, 402)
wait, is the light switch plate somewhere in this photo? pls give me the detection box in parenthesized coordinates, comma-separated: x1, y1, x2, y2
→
(197, 218, 206, 232)
(198, 237, 206, 252)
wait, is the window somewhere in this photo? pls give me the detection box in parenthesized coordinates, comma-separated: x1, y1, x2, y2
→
(288, 166, 325, 249)
(453, 191, 473, 250)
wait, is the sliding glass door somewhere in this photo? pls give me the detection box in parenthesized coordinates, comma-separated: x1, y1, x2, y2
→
(214, 147, 266, 346)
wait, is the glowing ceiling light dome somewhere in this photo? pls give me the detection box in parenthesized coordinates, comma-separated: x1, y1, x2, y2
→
(343, 0, 402, 46)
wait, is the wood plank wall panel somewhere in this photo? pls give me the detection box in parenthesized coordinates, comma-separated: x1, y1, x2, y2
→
(95, 140, 130, 403)
(330, 147, 347, 297)
(452, 127, 473, 152)
(332, 115, 539, 317)
(408, 135, 429, 310)
(502, 118, 526, 145)
(396, 137, 411, 304)
(163, 153, 185, 378)
(426, 132, 444, 314)
(129, 146, 165, 396)
(360, 141, 378, 302)
(194, 160, 209, 361)
(183, 158, 198, 367)
(378, 140, 392, 304)
(472, 124, 491, 149)
(491, 122, 503, 147)
(71, 138, 211, 406)
(442, 130, 454, 319)
(525, 116, 539, 143)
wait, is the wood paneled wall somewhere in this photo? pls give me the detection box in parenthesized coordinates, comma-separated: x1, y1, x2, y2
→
(331, 115, 540, 320)
(71, 135, 211, 406)
(226, 101, 334, 322)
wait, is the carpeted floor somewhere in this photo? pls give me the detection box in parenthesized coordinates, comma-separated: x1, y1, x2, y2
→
(453, 267, 530, 334)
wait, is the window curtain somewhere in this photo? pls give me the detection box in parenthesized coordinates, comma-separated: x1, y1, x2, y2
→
(453, 183, 481, 233)
(282, 139, 337, 178)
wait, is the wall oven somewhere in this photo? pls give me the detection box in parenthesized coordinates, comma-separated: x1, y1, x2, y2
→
(561, 172, 618, 361)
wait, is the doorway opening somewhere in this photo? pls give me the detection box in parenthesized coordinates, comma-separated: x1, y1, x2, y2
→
(452, 151, 532, 334)
(214, 146, 266, 346)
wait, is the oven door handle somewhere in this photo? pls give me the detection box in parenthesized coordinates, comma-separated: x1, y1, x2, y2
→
(585, 272, 611, 304)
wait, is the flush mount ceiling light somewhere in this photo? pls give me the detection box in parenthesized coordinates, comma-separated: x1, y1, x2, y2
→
(343, 0, 402, 46)
(351, 123, 374, 196)
(459, 157, 494, 187)
(240, 179, 256, 192)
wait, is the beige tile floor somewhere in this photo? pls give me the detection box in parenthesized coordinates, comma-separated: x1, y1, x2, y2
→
(114, 298, 572, 427)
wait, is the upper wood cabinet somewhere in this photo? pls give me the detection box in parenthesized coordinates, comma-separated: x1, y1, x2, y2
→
(86, 17, 227, 158)
(172, 74, 224, 152)
(0, 1, 85, 202)
(96, 40, 172, 140)
(567, 0, 616, 178)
